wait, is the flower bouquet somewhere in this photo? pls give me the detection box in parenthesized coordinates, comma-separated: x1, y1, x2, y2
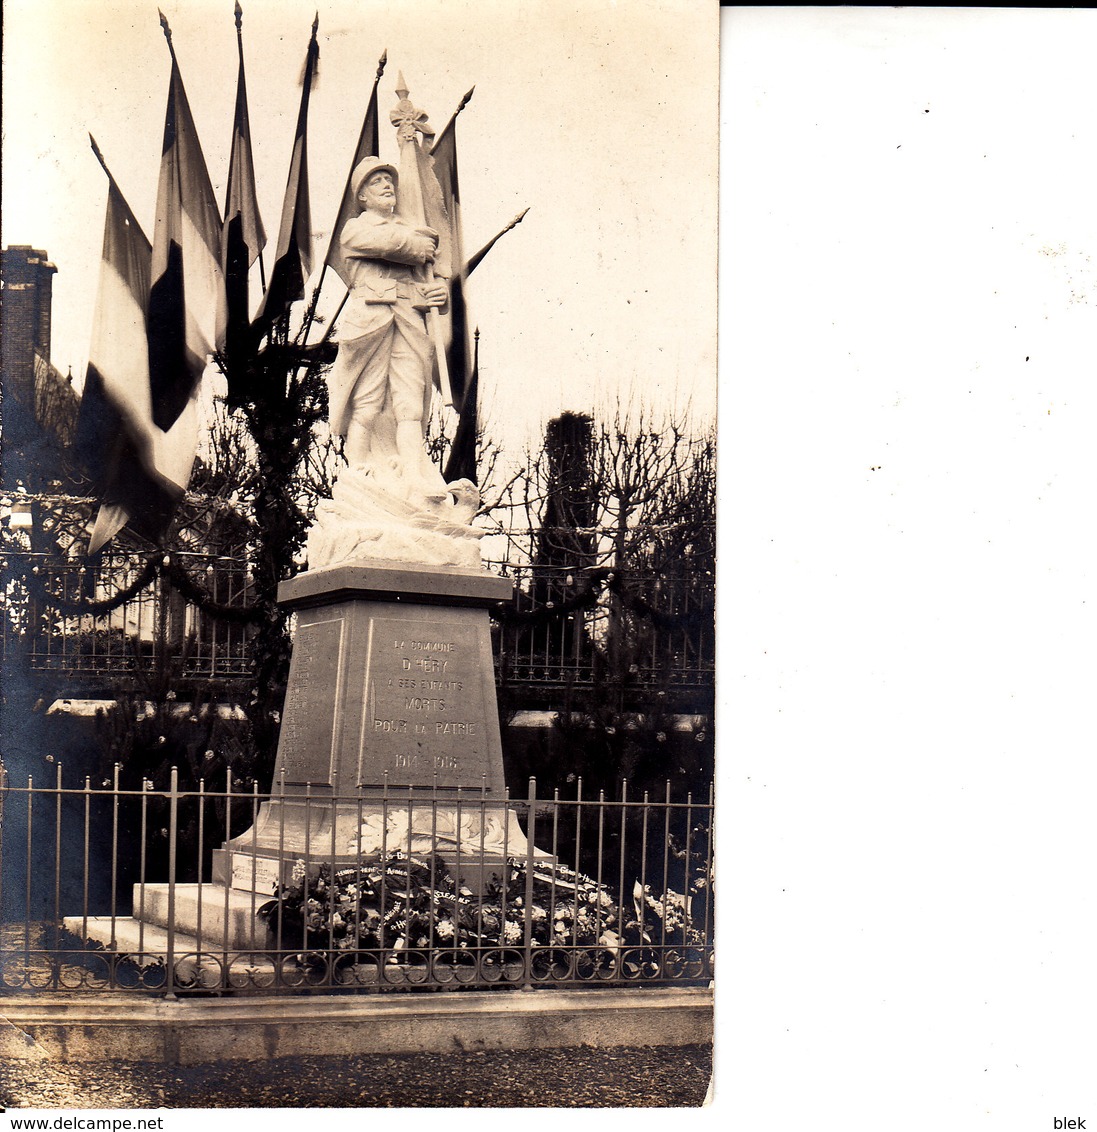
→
(257, 849, 710, 984)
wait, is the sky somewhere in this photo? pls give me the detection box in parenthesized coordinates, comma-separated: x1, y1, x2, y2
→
(0, 0, 719, 452)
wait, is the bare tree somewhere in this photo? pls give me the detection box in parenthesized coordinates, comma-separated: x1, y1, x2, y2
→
(490, 403, 715, 709)
(493, 405, 715, 571)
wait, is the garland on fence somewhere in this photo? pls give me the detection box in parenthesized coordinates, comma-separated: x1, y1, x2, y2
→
(16, 556, 160, 616)
(5, 556, 709, 634)
(491, 566, 713, 634)
(159, 557, 264, 625)
(5, 553, 264, 624)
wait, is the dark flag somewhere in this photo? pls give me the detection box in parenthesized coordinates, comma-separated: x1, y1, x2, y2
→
(428, 90, 474, 412)
(255, 15, 319, 327)
(222, 1, 266, 382)
(443, 335, 479, 485)
(75, 140, 187, 552)
(147, 13, 226, 439)
(324, 49, 386, 287)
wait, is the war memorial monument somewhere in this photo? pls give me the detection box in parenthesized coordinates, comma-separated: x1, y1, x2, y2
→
(215, 92, 541, 899)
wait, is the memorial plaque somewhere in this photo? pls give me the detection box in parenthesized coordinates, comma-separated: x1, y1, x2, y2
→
(231, 853, 283, 895)
(276, 616, 345, 785)
(358, 615, 492, 788)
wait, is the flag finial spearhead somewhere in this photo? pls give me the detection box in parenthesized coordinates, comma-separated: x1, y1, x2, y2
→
(312, 12, 319, 37)
(234, 2, 242, 31)
(457, 86, 475, 115)
(89, 133, 107, 174)
(376, 48, 388, 82)
(158, 9, 177, 58)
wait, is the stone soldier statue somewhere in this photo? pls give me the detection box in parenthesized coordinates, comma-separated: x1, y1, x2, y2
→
(327, 156, 450, 498)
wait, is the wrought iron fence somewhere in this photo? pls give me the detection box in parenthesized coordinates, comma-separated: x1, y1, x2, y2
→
(492, 562, 714, 694)
(0, 550, 255, 687)
(0, 765, 713, 996)
(1, 553, 714, 699)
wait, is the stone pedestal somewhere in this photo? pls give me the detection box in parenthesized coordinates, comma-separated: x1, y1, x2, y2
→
(213, 560, 543, 893)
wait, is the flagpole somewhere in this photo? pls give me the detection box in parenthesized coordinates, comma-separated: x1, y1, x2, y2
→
(149, 6, 226, 433)
(88, 133, 119, 192)
(232, 1, 267, 296)
(390, 76, 454, 407)
(255, 12, 318, 344)
(302, 49, 388, 345)
(289, 14, 320, 350)
(430, 86, 475, 155)
(467, 207, 530, 276)
(158, 8, 177, 62)
(318, 292, 350, 349)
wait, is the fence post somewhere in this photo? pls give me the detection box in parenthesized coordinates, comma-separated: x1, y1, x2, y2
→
(704, 780, 715, 960)
(380, 772, 389, 964)
(165, 765, 178, 1000)
(222, 767, 233, 980)
(521, 776, 537, 990)
(81, 775, 92, 955)
(52, 763, 63, 974)
(616, 778, 628, 979)
(196, 777, 205, 961)
(109, 765, 120, 953)
(275, 769, 287, 978)
(428, 773, 439, 985)
(24, 775, 34, 960)
(252, 779, 262, 955)
(661, 780, 672, 953)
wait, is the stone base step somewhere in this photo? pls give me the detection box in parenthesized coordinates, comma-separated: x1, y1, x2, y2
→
(60, 915, 280, 986)
(59, 916, 472, 992)
(132, 883, 270, 949)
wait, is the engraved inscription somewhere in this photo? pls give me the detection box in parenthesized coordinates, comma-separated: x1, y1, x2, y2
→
(361, 616, 489, 788)
(277, 617, 344, 784)
(232, 854, 282, 895)
(394, 752, 462, 771)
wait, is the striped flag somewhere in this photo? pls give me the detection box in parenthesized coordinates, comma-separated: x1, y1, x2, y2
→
(222, 1, 266, 385)
(324, 49, 386, 288)
(147, 26, 226, 435)
(256, 15, 318, 327)
(429, 99, 473, 412)
(74, 141, 190, 552)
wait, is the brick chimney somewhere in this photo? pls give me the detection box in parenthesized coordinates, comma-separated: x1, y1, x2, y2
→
(1, 245, 58, 407)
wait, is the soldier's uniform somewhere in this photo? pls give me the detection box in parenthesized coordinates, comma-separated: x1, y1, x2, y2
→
(326, 159, 444, 446)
